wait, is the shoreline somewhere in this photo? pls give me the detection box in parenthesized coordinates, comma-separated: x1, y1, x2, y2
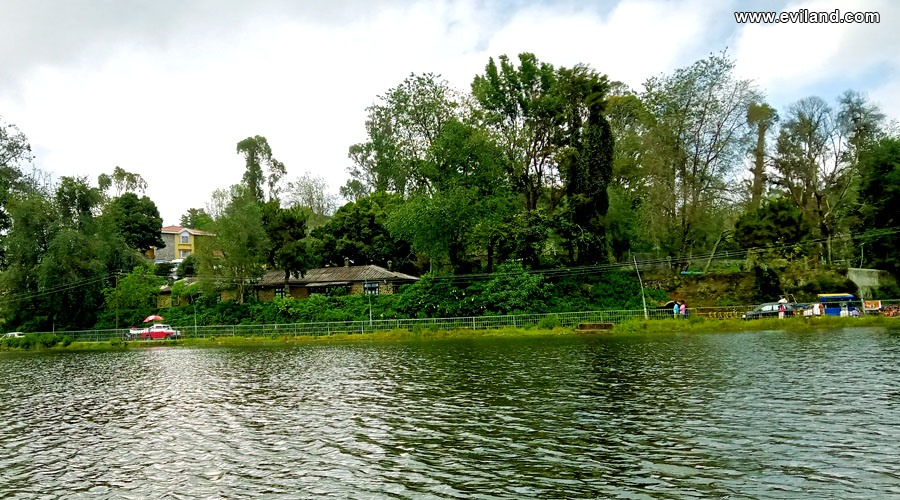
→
(1, 315, 897, 353)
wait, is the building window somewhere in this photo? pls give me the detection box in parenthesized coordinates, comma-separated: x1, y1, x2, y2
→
(179, 250, 191, 258)
(275, 286, 285, 299)
(364, 282, 379, 295)
(180, 232, 190, 244)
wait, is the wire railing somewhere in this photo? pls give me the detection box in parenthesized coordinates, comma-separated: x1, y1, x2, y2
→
(23, 298, 900, 343)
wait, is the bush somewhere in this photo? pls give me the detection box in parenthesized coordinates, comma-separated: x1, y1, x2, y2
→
(537, 314, 560, 329)
(1, 333, 73, 350)
(754, 265, 782, 301)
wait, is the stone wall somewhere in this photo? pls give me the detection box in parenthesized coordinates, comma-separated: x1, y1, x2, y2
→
(155, 233, 176, 261)
(848, 268, 888, 299)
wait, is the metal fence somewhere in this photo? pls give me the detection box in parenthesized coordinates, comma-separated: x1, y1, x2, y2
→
(27, 299, 900, 343)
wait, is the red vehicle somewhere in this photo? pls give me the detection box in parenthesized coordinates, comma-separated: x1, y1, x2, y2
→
(141, 324, 182, 340)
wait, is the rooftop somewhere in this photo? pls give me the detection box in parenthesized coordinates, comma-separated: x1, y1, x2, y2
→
(161, 225, 215, 236)
(258, 265, 419, 287)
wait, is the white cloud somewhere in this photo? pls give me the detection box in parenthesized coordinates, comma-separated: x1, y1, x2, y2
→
(733, 0, 900, 98)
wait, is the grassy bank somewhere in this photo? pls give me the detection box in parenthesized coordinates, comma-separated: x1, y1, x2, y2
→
(613, 314, 899, 334)
(3, 316, 898, 353)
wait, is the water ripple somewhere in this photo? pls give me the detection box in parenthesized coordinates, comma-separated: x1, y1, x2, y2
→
(2, 328, 900, 498)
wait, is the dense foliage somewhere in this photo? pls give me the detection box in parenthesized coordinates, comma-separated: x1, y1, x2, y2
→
(2, 50, 900, 333)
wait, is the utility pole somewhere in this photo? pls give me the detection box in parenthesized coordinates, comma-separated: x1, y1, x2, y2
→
(633, 255, 649, 320)
(366, 279, 373, 327)
(193, 292, 198, 337)
(115, 273, 120, 330)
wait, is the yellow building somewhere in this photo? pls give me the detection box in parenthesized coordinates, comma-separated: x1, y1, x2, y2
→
(148, 226, 215, 261)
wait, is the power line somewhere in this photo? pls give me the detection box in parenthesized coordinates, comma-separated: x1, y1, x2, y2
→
(1, 225, 897, 305)
(0, 274, 115, 305)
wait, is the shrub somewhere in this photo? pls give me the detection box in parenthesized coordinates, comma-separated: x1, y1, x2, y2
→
(537, 314, 560, 329)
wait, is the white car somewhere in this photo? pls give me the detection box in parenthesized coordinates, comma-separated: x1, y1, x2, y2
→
(3, 332, 25, 338)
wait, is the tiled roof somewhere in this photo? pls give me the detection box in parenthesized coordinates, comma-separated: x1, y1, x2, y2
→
(159, 277, 198, 293)
(161, 225, 215, 236)
(258, 265, 419, 286)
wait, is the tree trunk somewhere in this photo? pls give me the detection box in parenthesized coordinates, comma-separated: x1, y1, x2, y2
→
(704, 230, 726, 273)
(486, 239, 494, 274)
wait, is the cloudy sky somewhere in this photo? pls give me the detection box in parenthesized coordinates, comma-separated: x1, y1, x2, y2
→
(1, 0, 897, 225)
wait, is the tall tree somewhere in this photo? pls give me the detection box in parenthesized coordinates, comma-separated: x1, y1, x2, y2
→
(746, 102, 778, 209)
(770, 96, 854, 263)
(197, 185, 269, 303)
(346, 73, 462, 197)
(641, 52, 760, 257)
(55, 176, 103, 229)
(857, 137, 900, 273)
(282, 172, 339, 228)
(236, 136, 286, 203)
(97, 166, 148, 197)
(262, 201, 316, 294)
(472, 53, 564, 212)
(104, 193, 165, 252)
(0, 116, 33, 171)
(556, 65, 614, 264)
(0, 117, 34, 267)
(837, 90, 885, 167)
(0, 191, 57, 330)
(179, 208, 214, 231)
(604, 83, 655, 258)
(312, 192, 413, 271)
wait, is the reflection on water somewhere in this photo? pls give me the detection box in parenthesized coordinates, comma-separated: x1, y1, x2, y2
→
(2, 328, 900, 498)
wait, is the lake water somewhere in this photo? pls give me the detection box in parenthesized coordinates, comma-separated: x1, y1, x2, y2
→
(2, 328, 900, 499)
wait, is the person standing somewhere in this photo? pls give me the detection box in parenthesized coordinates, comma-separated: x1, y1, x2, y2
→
(680, 301, 687, 319)
(673, 301, 680, 319)
(778, 302, 785, 319)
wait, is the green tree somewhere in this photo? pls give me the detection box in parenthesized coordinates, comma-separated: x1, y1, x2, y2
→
(37, 228, 108, 330)
(0, 117, 34, 266)
(55, 176, 102, 229)
(733, 198, 810, 250)
(312, 192, 413, 271)
(180, 208, 214, 231)
(473, 262, 547, 314)
(104, 192, 164, 252)
(556, 64, 614, 264)
(604, 83, 656, 258)
(101, 264, 165, 327)
(837, 90, 885, 166)
(97, 166, 148, 197)
(176, 253, 198, 278)
(197, 185, 268, 303)
(771, 96, 855, 263)
(746, 102, 778, 209)
(472, 53, 564, 212)
(0, 191, 58, 330)
(387, 188, 479, 272)
(858, 137, 900, 273)
(262, 201, 317, 293)
(641, 52, 760, 257)
(282, 172, 338, 228)
(346, 73, 462, 197)
(236, 136, 286, 203)
(0, 116, 33, 172)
